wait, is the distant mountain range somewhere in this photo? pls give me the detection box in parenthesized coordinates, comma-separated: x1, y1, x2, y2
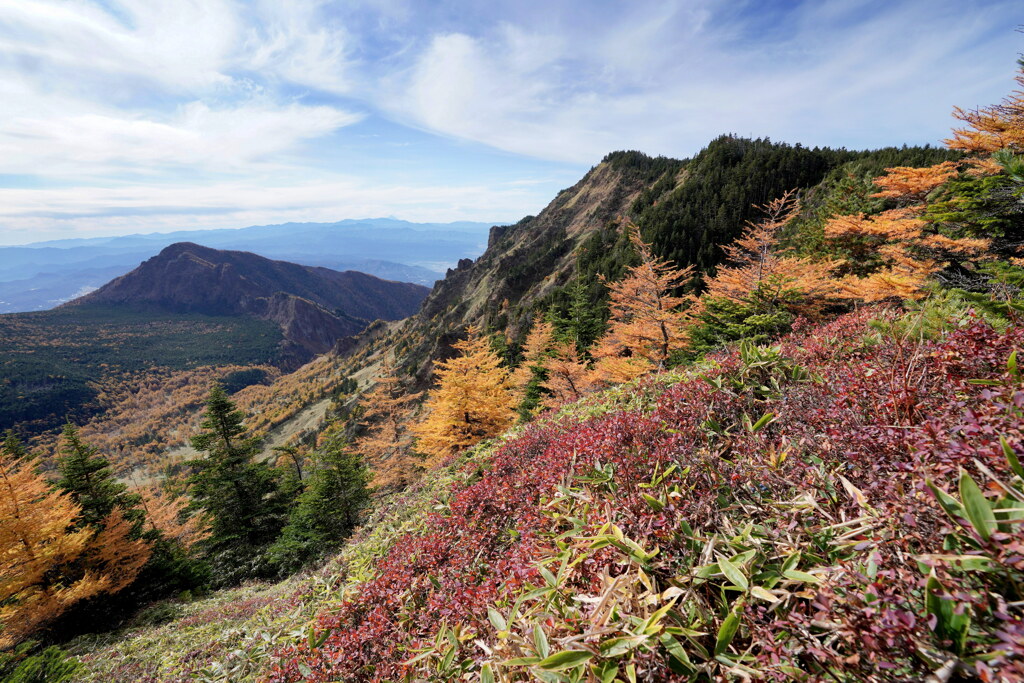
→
(0, 218, 494, 313)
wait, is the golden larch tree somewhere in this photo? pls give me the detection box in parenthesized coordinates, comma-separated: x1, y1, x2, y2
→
(541, 341, 596, 409)
(945, 67, 1024, 154)
(591, 224, 695, 384)
(824, 164, 992, 302)
(139, 485, 211, 552)
(355, 353, 423, 488)
(412, 327, 516, 466)
(703, 190, 840, 317)
(511, 319, 555, 415)
(0, 452, 95, 647)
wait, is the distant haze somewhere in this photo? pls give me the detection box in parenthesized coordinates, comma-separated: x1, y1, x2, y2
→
(0, 218, 496, 313)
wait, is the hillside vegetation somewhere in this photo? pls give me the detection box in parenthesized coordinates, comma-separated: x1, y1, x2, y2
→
(2, 60, 1024, 683)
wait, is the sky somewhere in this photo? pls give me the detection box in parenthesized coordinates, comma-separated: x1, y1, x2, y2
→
(0, 0, 1020, 245)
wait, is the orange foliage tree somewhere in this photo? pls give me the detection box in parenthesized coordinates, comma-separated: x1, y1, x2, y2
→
(824, 164, 992, 302)
(412, 328, 515, 465)
(511, 319, 555, 416)
(591, 224, 695, 383)
(0, 452, 97, 646)
(355, 353, 423, 488)
(945, 66, 1024, 154)
(703, 190, 840, 317)
(540, 341, 596, 409)
(139, 486, 211, 552)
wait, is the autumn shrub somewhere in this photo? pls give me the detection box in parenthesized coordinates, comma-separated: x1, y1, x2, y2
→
(263, 307, 1023, 681)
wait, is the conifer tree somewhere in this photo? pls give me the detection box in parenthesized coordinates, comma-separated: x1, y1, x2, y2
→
(1, 430, 30, 462)
(540, 341, 596, 409)
(511, 319, 554, 418)
(945, 65, 1024, 154)
(354, 353, 422, 487)
(186, 385, 288, 584)
(701, 190, 840, 319)
(268, 436, 370, 574)
(412, 327, 516, 464)
(591, 224, 695, 383)
(56, 423, 144, 531)
(824, 165, 993, 301)
(0, 451, 95, 646)
(557, 275, 604, 350)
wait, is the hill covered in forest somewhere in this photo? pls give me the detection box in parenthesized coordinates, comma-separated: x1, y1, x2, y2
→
(0, 245, 428, 436)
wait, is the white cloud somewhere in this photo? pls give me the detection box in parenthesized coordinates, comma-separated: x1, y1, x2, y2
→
(0, 0, 362, 180)
(0, 0, 1020, 242)
(385, 0, 1022, 162)
(0, 175, 541, 243)
(0, 97, 361, 174)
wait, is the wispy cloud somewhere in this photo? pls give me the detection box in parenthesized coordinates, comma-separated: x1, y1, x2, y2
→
(0, 0, 1019, 242)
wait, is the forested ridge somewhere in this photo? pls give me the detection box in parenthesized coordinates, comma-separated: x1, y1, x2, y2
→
(2, 60, 1024, 683)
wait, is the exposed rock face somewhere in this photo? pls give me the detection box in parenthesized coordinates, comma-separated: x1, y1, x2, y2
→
(68, 242, 430, 365)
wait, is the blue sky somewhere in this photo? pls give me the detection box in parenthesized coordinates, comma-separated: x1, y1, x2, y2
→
(0, 0, 1019, 244)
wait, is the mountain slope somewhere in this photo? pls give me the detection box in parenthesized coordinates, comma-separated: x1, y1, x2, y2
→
(0, 218, 492, 312)
(1, 245, 429, 435)
(391, 139, 959, 385)
(72, 242, 428, 332)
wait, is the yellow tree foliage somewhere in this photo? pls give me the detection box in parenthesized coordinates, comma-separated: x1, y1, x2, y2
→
(825, 209, 990, 302)
(703, 190, 840, 316)
(355, 354, 423, 488)
(511, 319, 555, 408)
(591, 224, 695, 384)
(412, 328, 515, 466)
(0, 453, 95, 647)
(870, 162, 960, 204)
(945, 68, 1024, 154)
(139, 486, 211, 552)
(541, 341, 595, 409)
(84, 507, 151, 597)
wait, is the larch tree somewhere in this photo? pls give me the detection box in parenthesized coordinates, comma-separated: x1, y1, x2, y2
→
(511, 319, 555, 418)
(412, 327, 516, 465)
(945, 65, 1024, 154)
(0, 451, 95, 647)
(591, 224, 695, 384)
(540, 341, 596, 409)
(354, 353, 422, 488)
(702, 190, 840, 318)
(138, 485, 211, 553)
(824, 164, 992, 302)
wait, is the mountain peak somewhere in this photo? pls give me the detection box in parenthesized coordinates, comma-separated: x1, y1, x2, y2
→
(69, 243, 430, 364)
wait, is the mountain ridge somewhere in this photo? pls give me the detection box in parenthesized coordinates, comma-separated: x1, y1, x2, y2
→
(68, 242, 430, 359)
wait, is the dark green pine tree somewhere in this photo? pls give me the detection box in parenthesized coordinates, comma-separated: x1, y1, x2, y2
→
(56, 423, 144, 531)
(549, 273, 604, 352)
(1, 430, 31, 462)
(268, 435, 370, 575)
(187, 385, 289, 584)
